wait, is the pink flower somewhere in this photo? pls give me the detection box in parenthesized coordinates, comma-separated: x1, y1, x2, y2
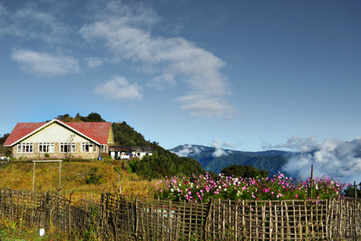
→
(263, 188, 270, 193)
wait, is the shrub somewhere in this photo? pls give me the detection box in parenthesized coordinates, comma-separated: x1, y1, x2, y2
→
(156, 172, 345, 202)
(85, 167, 103, 185)
(221, 165, 268, 178)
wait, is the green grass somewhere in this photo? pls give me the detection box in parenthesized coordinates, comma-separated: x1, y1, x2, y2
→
(0, 224, 64, 241)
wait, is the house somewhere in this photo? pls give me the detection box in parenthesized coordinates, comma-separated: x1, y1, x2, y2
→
(109, 146, 152, 160)
(3, 119, 114, 160)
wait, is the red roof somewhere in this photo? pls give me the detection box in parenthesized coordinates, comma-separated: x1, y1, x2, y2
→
(66, 122, 111, 145)
(4, 120, 112, 146)
(4, 122, 46, 146)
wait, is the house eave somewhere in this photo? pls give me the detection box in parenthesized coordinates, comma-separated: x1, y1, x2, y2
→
(6, 119, 101, 146)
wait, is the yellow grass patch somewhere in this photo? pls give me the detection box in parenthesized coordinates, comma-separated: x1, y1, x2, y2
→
(0, 161, 160, 202)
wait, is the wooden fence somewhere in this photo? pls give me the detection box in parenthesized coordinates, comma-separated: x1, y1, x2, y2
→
(0, 189, 360, 240)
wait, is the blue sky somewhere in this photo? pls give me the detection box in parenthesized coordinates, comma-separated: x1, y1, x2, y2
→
(1, 0, 361, 151)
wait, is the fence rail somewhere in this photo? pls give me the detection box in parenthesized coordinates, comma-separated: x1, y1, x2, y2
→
(0, 189, 360, 240)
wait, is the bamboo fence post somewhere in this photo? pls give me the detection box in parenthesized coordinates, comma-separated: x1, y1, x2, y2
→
(213, 199, 216, 240)
(195, 202, 199, 238)
(281, 201, 285, 240)
(32, 162, 36, 192)
(268, 201, 273, 240)
(310, 200, 314, 238)
(234, 200, 239, 240)
(218, 199, 221, 240)
(298, 201, 302, 240)
(242, 200, 246, 239)
(134, 197, 138, 237)
(222, 200, 225, 240)
(339, 199, 343, 238)
(325, 199, 329, 239)
(59, 161, 62, 188)
(204, 199, 212, 240)
(255, 201, 259, 240)
(354, 181, 357, 241)
(175, 204, 180, 241)
(285, 201, 291, 240)
(182, 200, 186, 240)
(262, 204, 265, 241)
(292, 200, 297, 239)
(188, 201, 193, 241)
(274, 203, 278, 241)
(249, 202, 252, 241)
(228, 200, 232, 240)
(320, 201, 324, 239)
(168, 200, 172, 241)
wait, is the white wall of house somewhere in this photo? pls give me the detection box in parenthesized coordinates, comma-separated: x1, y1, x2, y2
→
(110, 151, 152, 160)
(25, 122, 89, 143)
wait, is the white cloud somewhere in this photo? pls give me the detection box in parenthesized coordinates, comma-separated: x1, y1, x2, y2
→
(177, 94, 235, 117)
(0, 3, 6, 16)
(172, 144, 201, 157)
(264, 136, 320, 152)
(149, 73, 176, 90)
(95, 76, 142, 100)
(212, 148, 227, 157)
(80, 0, 234, 117)
(86, 57, 104, 68)
(11, 49, 80, 76)
(273, 137, 361, 183)
(0, 3, 69, 43)
(210, 140, 234, 157)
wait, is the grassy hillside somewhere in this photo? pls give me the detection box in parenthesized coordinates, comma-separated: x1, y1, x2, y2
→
(0, 161, 160, 201)
(56, 113, 205, 179)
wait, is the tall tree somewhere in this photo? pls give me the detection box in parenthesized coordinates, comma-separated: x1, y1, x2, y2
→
(0, 133, 9, 146)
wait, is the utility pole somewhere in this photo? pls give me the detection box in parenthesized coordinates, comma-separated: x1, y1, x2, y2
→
(308, 164, 314, 199)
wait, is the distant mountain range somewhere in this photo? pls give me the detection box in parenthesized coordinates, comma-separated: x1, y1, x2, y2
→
(170, 144, 294, 175)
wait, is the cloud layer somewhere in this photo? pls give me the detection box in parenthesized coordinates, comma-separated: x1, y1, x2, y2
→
(269, 137, 361, 183)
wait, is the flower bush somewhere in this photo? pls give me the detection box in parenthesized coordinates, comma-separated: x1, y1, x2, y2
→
(155, 173, 345, 202)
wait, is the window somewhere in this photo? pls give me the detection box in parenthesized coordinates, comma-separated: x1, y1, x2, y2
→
(60, 143, 75, 153)
(82, 142, 95, 152)
(101, 145, 107, 152)
(39, 143, 55, 153)
(17, 143, 33, 153)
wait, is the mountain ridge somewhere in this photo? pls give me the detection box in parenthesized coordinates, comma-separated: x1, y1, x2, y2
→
(170, 144, 293, 175)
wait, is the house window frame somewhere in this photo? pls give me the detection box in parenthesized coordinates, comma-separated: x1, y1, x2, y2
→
(39, 143, 55, 153)
(17, 143, 33, 153)
(82, 142, 95, 152)
(60, 143, 76, 153)
(101, 144, 107, 153)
